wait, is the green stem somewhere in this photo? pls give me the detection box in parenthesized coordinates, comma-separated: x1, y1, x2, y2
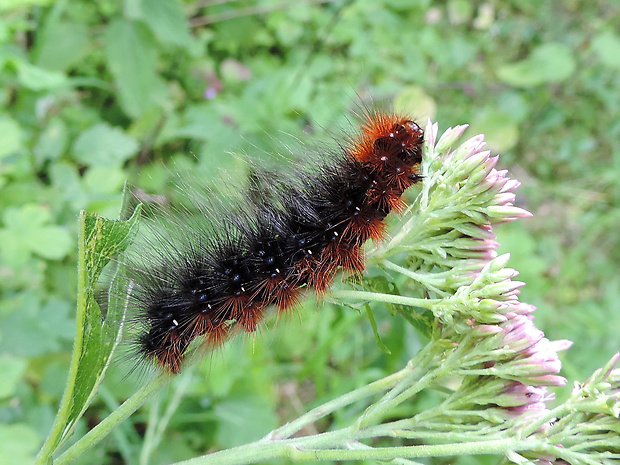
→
(272, 363, 415, 439)
(356, 344, 452, 429)
(170, 352, 435, 465)
(330, 290, 438, 309)
(287, 438, 532, 462)
(175, 436, 533, 465)
(35, 213, 89, 465)
(382, 205, 429, 252)
(343, 441, 426, 465)
(141, 370, 193, 465)
(54, 373, 172, 465)
(98, 386, 141, 464)
(381, 260, 451, 296)
(356, 370, 433, 429)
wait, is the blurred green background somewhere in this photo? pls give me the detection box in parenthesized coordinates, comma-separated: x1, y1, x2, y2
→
(1, 0, 619, 464)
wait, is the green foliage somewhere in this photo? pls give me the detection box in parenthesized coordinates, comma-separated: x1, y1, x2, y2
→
(0, 423, 41, 465)
(72, 123, 139, 167)
(497, 42, 577, 88)
(1, 0, 618, 463)
(36, 206, 140, 461)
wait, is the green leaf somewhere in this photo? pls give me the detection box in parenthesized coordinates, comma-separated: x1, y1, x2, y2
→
(33, 117, 67, 163)
(0, 355, 27, 398)
(0, 423, 40, 465)
(0, 0, 52, 11)
(497, 43, 576, 88)
(72, 123, 139, 167)
(35, 21, 90, 72)
(0, 115, 23, 159)
(447, 0, 473, 24)
(0, 204, 72, 264)
(364, 304, 391, 355)
(104, 18, 167, 118)
(0, 297, 74, 357)
(591, 31, 620, 69)
(14, 59, 67, 91)
(137, 0, 192, 48)
(35, 203, 141, 461)
(471, 110, 519, 152)
(83, 166, 126, 194)
(31, 225, 73, 260)
(175, 104, 226, 140)
(394, 85, 437, 122)
(214, 394, 278, 449)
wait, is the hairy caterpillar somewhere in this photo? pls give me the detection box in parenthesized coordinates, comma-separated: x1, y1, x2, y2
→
(128, 111, 424, 374)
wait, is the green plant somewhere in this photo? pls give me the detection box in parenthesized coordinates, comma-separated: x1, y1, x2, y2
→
(35, 122, 620, 465)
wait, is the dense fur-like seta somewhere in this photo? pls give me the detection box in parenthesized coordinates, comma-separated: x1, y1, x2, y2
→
(129, 111, 424, 373)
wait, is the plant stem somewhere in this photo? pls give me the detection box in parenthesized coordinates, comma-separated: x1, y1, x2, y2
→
(287, 438, 533, 462)
(381, 260, 451, 296)
(330, 289, 438, 309)
(35, 212, 88, 465)
(271, 361, 417, 440)
(141, 370, 193, 465)
(54, 373, 172, 465)
(175, 437, 533, 465)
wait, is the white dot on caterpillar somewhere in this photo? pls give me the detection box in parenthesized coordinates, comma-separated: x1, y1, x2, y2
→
(173, 319, 179, 326)
(275, 268, 280, 273)
(381, 156, 387, 162)
(201, 304, 212, 314)
(241, 285, 246, 292)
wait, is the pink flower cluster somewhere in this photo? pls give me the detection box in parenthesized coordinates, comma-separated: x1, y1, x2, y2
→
(425, 122, 573, 422)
